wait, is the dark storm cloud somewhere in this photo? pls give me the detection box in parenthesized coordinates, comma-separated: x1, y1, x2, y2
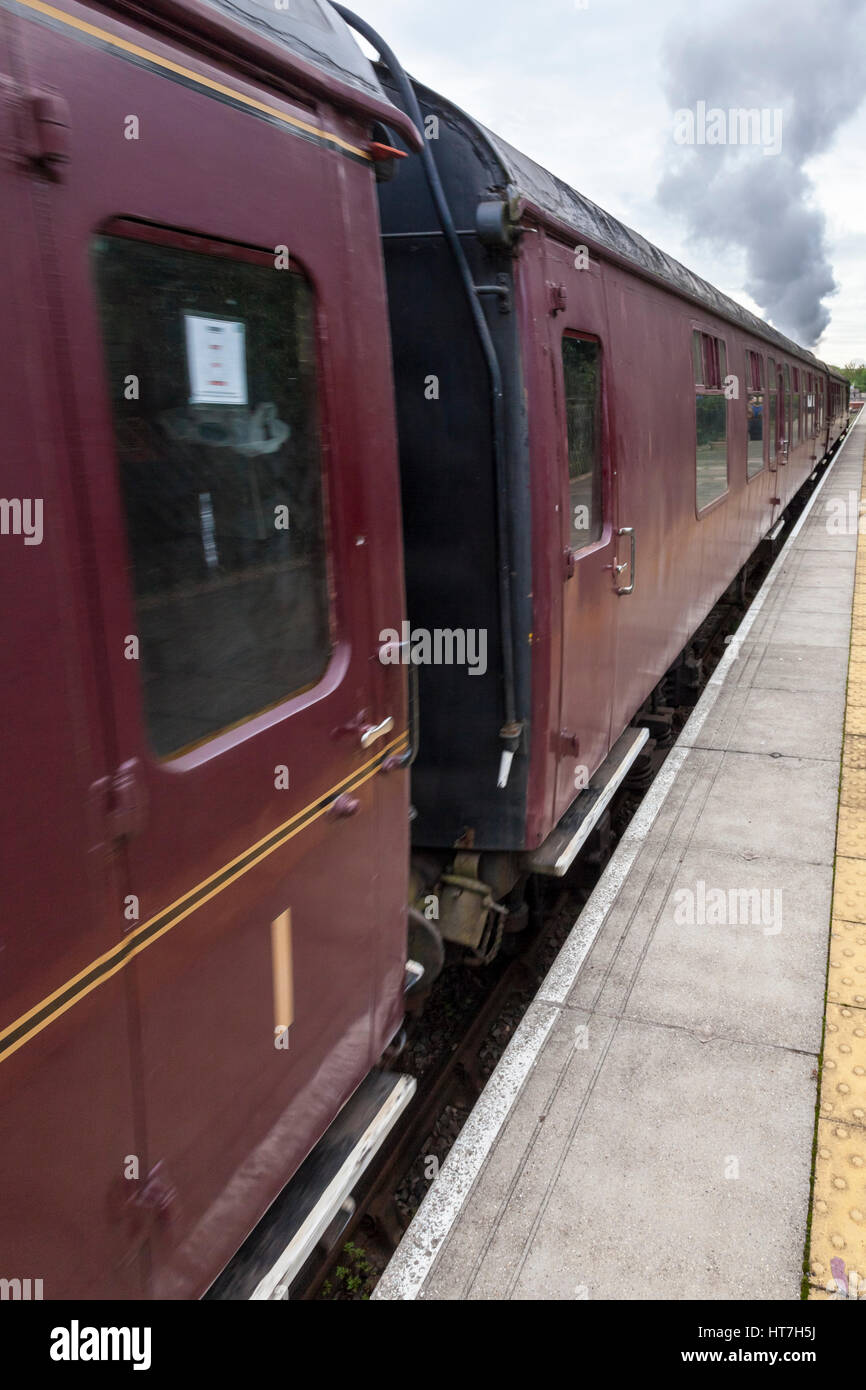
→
(658, 0, 866, 346)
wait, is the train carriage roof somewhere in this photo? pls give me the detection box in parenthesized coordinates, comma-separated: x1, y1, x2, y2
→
(482, 123, 835, 373)
(203, 0, 387, 100)
(183, 7, 841, 382)
(118, 2, 420, 146)
(401, 74, 840, 379)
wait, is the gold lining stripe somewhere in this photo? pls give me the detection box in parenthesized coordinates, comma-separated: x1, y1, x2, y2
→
(124, 729, 406, 953)
(3, 729, 405, 1031)
(0, 732, 407, 1059)
(13, 0, 372, 159)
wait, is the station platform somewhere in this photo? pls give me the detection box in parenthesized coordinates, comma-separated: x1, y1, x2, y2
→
(375, 413, 866, 1302)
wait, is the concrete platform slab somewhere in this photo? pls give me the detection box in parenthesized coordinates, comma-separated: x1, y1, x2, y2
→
(684, 750, 839, 866)
(750, 643, 850, 694)
(795, 530, 858, 552)
(762, 607, 854, 648)
(620, 846, 833, 1052)
(689, 684, 846, 760)
(476, 1020, 817, 1303)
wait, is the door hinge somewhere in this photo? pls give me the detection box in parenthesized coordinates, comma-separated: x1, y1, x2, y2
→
(547, 281, 567, 315)
(93, 758, 146, 845)
(563, 548, 575, 580)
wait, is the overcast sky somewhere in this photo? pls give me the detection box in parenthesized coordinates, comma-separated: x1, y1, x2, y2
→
(349, 0, 865, 365)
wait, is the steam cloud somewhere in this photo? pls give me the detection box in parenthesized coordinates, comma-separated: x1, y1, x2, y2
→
(658, 0, 866, 347)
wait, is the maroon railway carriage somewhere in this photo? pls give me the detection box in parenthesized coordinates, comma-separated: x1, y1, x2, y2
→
(0, 0, 419, 1298)
(0, 0, 850, 1299)
(372, 65, 850, 960)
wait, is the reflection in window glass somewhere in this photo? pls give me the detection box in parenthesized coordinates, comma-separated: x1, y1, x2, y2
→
(745, 351, 764, 479)
(692, 330, 728, 509)
(562, 336, 603, 547)
(747, 392, 764, 477)
(695, 394, 728, 509)
(92, 234, 331, 758)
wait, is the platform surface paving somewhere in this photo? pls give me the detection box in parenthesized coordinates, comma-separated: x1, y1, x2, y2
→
(376, 414, 866, 1301)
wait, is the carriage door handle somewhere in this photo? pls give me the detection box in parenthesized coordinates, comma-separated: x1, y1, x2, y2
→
(614, 527, 636, 595)
(360, 715, 395, 749)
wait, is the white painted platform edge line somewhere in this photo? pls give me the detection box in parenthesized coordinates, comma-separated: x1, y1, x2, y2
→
(371, 999, 559, 1301)
(373, 422, 860, 1302)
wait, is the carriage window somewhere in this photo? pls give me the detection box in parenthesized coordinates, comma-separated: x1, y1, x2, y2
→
(562, 335, 603, 547)
(92, 234, 331, 759)
(693, 330, 728, 509)
(746, 350, 765, 478)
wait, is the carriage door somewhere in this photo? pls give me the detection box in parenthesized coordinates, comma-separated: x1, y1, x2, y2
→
(19, 8, 407, 1295)
(767, 358, 785, 524)
(542, 236, 618, 824)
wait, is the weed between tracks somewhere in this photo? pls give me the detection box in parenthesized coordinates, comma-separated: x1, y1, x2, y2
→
(320, 1242, 377, 1301)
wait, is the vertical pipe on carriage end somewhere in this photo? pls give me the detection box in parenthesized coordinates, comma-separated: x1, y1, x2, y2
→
(331, 4, 523, 788)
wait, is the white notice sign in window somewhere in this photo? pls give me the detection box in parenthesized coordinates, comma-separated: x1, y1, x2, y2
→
(185, 314, 248, 406)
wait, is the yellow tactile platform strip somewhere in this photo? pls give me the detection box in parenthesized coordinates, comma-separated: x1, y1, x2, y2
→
(808, 426, 866, 1300)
